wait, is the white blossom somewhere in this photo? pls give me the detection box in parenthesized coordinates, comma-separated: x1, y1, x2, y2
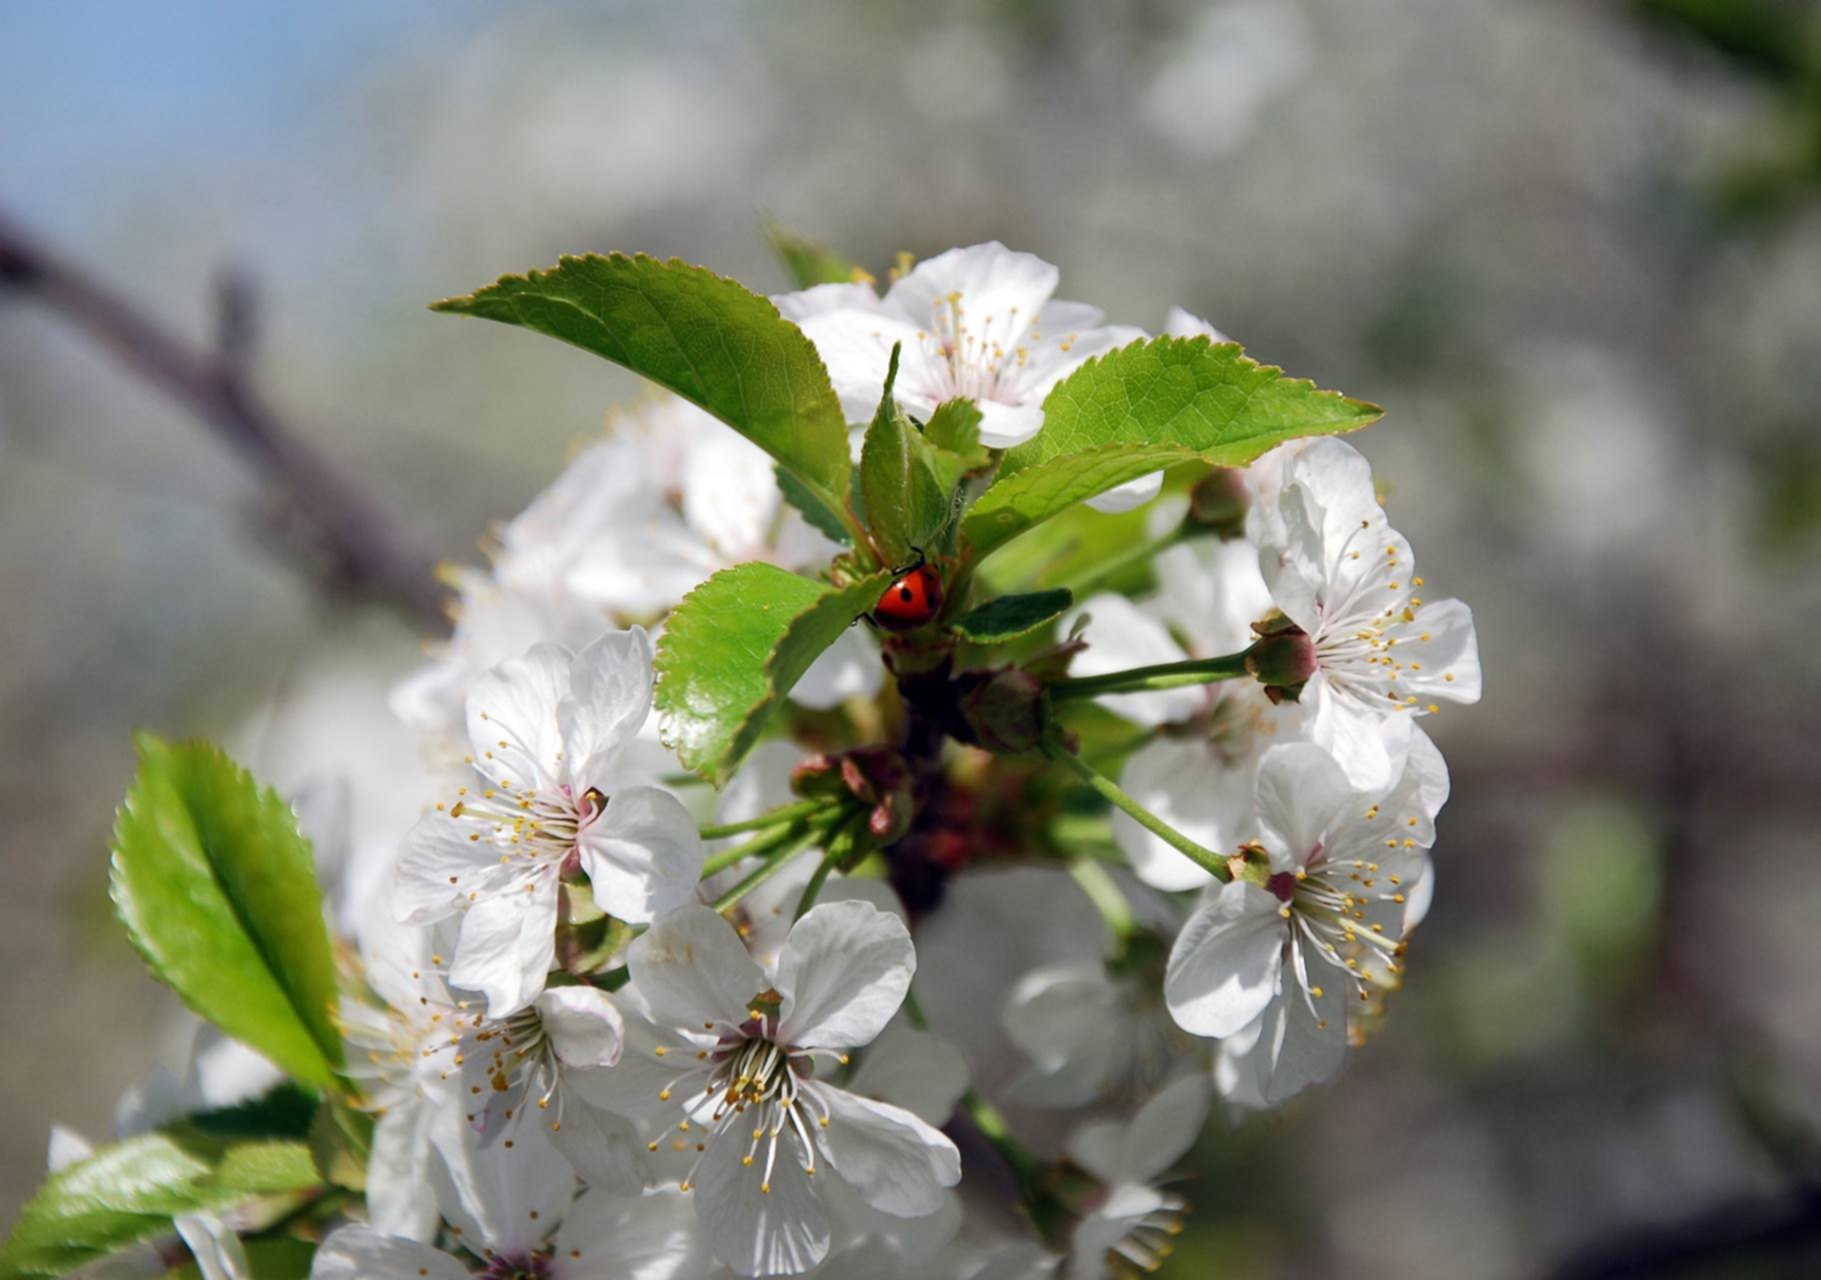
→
(395, 630, 703, 1017)
(783, 242, 1145, 449)
(1164, 742, 1442, 1106)
(1064, 1076, 1210, 1280)
(573, 901, 961, 1276)
(1249, 437, 1482, 792)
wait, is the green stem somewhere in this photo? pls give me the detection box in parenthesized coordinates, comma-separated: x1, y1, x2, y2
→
(1056, 522, 1190, 598)
(1041, 738, 1231, 882)
(961, 1091, 1046, 1193)
(1048, 648, 1252, 701)
(701, 818, 817, 879)
(698, 798, 833, 842)
(712, 826, 821, 913)
(793, 849, 840, 921)
(1069, 856, 1136, 938)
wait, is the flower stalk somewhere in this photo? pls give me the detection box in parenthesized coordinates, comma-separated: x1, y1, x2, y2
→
(1040, 738, 1231, 882)
(1046, 647, 1253, 701)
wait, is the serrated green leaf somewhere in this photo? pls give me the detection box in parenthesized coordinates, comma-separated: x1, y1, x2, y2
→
(765, 223, 861, 289)
(860, 346, 948, 563)
(1003, 336, 1381, 476)
(0, 1132, 319, 1280)
(110, 737, 342, 1088)
(433, 254, 854, 524)
(962, 443, 1199, 563)
(949, 589, 1075, 644)
(775, 465, 852, 546)
(656, 564, 891, 783)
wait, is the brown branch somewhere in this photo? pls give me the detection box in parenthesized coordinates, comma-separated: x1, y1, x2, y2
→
(0, 205, 445, 625)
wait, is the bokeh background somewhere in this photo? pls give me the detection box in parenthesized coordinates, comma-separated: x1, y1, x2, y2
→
(4, 1, 1820, 1276)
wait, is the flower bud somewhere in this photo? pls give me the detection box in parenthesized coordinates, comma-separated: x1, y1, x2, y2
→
(1185, 466, 1251, 538)
(954, 666, 1048, 755)
(1245, 611, 1317, 703)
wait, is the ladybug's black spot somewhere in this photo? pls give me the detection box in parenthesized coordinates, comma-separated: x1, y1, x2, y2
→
(899, 586, 914, 601)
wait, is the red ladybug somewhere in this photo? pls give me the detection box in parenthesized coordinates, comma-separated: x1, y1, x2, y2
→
(873, 560, 943, 631)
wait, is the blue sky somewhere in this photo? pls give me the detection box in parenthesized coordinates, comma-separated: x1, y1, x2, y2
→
(0, 2, 490, 234)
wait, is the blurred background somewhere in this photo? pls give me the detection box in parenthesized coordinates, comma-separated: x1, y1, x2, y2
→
(3, 1, 1819, 1275)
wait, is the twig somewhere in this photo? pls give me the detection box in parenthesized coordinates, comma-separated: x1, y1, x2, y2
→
(0, 205, 445, 625)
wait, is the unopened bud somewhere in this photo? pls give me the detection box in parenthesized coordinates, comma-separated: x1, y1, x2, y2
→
(1185, 467, 1251, 538)
(790, 753, 845, 801)
(1245, 612, 1317, 703)
(955, 666, 1048, 755)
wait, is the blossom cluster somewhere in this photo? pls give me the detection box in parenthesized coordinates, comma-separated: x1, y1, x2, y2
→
(42, 244, 1480, 1280)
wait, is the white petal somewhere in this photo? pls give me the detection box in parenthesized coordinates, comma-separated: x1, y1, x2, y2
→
(365, 1106, 440, 1243)
(580, 786, 705, 924)
(1163, 306, 1231, 342)
(686, 432, 788, 562)
(1002, 964, 1134, 1110)
(1402, 596, 1482, 703)
(1251, 741, 1359, 870)
(175, 1214, 248, 1280)
(565, 1011, 710, 1121)
(547, 1081, 647, 1196)
(974, 399, 1045, 449)
(1302, 676, 1407, 795)
(46, 1126, 93, 1173)
(792, 626, 884, 710)
(309, 1226, 468, 1280)
(1083, 471, 1165, 514)
(1119, 1074, 1212, 1180)
(815, 1085, 961, 1217)
(628, 903, 764, 1033)
(845, 1021, 970, 1127)
(555, 1187, 713, 1278)
(796, 310, 916, 423)
(777, 901, 914, 1050)
(1066, 1073, 1210, 1185)
(693, 1123, 830, 1276)
(392, 812, 487, 925)
(428, 1104, 574, 1257)
(535, 985, 625, 1069)
(1163, 881, 1284, 1038)
(1256, 980, 1347, 1105)
(883, 243, 1059, 340)
(772, 281, 881, 323)
(560, 627, 656, 785)
(449, 881, 559, 1019)
(1404, 725, 1452, 820)
(465, 643, 572, 791)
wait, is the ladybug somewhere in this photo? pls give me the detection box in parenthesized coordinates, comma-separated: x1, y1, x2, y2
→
(872, 554, 943, 631)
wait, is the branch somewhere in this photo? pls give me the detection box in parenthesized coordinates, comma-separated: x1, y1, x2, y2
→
(0, 205, 445, 625)
(1549, 1182, 1821, 1279)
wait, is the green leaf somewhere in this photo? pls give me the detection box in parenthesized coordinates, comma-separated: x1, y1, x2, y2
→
(859, 346, 949, 563)
(656, 564, 891, 784)
(0, 1132, 319, 1280)
(307, 1098, 372, 1192)
(433, 254, 854, 522)
(1003, 336, 1381, 476)
(110, 737, 342, 1088)
(167, 1238, 315, 1280)
(924, 399, 987, 464)
(949, 589, 1075, 644)
(962, 443, 1199, 563)
(765, 222, 861, 289)
(775, 465, 852, 546)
